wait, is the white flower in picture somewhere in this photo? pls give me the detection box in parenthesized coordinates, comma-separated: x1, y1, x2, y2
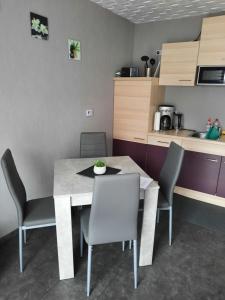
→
(30, 12, 49, 40)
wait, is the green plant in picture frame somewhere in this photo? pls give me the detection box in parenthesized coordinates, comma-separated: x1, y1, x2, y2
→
(68, 39, 81, 61)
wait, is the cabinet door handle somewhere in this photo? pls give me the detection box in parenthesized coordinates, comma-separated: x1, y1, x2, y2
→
(157, 140, 169, 144)
(134, 137, 145, 141)
(205, 158, 218, 163)
(179, 79, 192, 82)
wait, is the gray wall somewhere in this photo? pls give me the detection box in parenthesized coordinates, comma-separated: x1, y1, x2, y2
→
(132, 16, 225, 131)
(0, 0, 134, 237)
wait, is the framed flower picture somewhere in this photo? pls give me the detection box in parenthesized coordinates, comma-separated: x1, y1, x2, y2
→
(30, 12, 49, 40)
(68, 39, 81, 61)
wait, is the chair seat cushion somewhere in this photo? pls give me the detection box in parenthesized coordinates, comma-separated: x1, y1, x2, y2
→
(157, 190, 170, 209)
(23, 197, 55, 227)
(80, 207, 91, 244)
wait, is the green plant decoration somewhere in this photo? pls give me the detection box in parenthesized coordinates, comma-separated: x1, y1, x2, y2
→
(94, 160, 106, 167)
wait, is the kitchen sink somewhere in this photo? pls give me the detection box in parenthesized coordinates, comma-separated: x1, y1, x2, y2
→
(190, 131, 207, 139)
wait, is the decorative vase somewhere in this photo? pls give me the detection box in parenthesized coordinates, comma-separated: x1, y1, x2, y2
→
(93, 165, 106, 175)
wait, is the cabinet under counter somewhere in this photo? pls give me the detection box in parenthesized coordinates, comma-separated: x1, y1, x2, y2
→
(147, 130, 225, 207)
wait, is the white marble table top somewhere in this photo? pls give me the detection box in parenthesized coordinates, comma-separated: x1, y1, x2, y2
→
(54, 156, 158, 206)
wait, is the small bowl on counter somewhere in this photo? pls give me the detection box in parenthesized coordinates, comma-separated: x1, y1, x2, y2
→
(190, 131, 207, 139)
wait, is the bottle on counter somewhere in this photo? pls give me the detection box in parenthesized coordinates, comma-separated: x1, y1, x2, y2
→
(206, 117, 212, 132)
(206, 118, 221, 140)
(154, 111, 160, 131)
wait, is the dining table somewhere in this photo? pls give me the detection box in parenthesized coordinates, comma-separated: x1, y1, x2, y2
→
(54, 156, 159, 280)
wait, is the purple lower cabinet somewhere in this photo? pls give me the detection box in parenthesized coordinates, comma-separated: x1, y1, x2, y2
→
(216, 157, 225, 198)
(177, 151, 222, 195)
(145, 144, 168, 181)
(113, 139, 147, 170)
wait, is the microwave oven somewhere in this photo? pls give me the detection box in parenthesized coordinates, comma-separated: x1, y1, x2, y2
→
(197, 66, 225, 86)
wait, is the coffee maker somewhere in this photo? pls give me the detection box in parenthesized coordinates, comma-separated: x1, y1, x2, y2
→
(159, 105, 175, 130)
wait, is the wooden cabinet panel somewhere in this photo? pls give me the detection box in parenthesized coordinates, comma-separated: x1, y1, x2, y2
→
(198, 15, 225, 66)
(177, 151, 221, 195)
(147, 135, 182, 148)
(145, 144, 168, 181)
(114, 82, 151, 98)
(114, 95, 150, 143)
(159, 42, 199, 86)
(216, 157, 225, 198)
(113, 139, 147, 170)
(113, 78, 164, 143)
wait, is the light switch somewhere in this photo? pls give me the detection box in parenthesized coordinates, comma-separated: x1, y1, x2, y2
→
(86, 109, 93, 117)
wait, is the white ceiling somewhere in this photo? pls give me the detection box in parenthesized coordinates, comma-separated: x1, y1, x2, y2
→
(90, 0, 225, 23)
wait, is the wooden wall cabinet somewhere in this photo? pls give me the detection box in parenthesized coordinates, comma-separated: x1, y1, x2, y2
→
(113, 78, 164, 144)
(198, 15, 225, 66)
(159, 41, 199, 86)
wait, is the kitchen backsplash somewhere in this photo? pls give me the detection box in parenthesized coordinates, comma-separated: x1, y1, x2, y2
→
(165, 86, 225, 131)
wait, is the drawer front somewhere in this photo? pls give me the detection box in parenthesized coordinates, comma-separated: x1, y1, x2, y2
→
(177, 151, 221, 195)
(146, 144, 168, 180)
(113, 130, 147, 144)
(147, 135, 182, 147)
(181, 138, 225, 156)
(216, 156, 225, 198)
(113, 139, 147, 170)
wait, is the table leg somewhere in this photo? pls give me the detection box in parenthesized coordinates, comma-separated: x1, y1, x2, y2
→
(54, 196, 74, 280)
(139, 186, 159, 266)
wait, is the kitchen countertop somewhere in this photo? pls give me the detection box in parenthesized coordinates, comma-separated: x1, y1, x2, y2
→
(148, 129, 225, 156)
(148, 129, 225, 144)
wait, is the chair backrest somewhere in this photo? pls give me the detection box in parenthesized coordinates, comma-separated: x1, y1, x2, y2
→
(1, 149, 27, 226)
(80, 132, 107, 158)
(159, 142, 184, 206)
(88, 173, 140, 245)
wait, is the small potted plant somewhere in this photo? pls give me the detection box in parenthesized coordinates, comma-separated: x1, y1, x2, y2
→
(70, 41, 80, 59)
(93, 160, 106, 175)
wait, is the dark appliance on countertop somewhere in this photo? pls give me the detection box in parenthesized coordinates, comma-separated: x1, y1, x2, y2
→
(121, 67, 139, 77)
(174, 112, 183, 130)
(159, 105, 175, 130)
(197, 66, 225, 85)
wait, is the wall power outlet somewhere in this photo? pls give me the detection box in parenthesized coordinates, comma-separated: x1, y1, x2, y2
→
(86, 109, 93, 117)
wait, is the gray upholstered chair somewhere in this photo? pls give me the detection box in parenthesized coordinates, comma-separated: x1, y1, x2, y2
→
(80, 132, 107, 158)
(157, 142, 184, 246)
(1, 149, 55, 272)
(80, 173, 140, 296)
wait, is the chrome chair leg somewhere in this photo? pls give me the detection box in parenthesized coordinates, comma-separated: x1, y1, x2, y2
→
(24, 229, 27, 244)
(133, 240, 138, 289)
(87, 245, 93, 297)
(122, 241, 125, 252)
(80, 225, 83, 257)
(157, 209, 160, 223)
(169, 206, 172, 246)
(19, 227, 23, 272)
(129, 240, 132, 249)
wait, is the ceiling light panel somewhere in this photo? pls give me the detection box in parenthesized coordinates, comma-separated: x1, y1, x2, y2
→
(90, 0, 225, 23)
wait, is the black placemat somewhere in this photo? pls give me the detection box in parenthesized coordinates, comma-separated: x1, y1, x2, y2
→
(77, 165, 121, 178)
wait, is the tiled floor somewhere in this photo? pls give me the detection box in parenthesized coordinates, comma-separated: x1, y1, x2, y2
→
(1, 210, 225, 300)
